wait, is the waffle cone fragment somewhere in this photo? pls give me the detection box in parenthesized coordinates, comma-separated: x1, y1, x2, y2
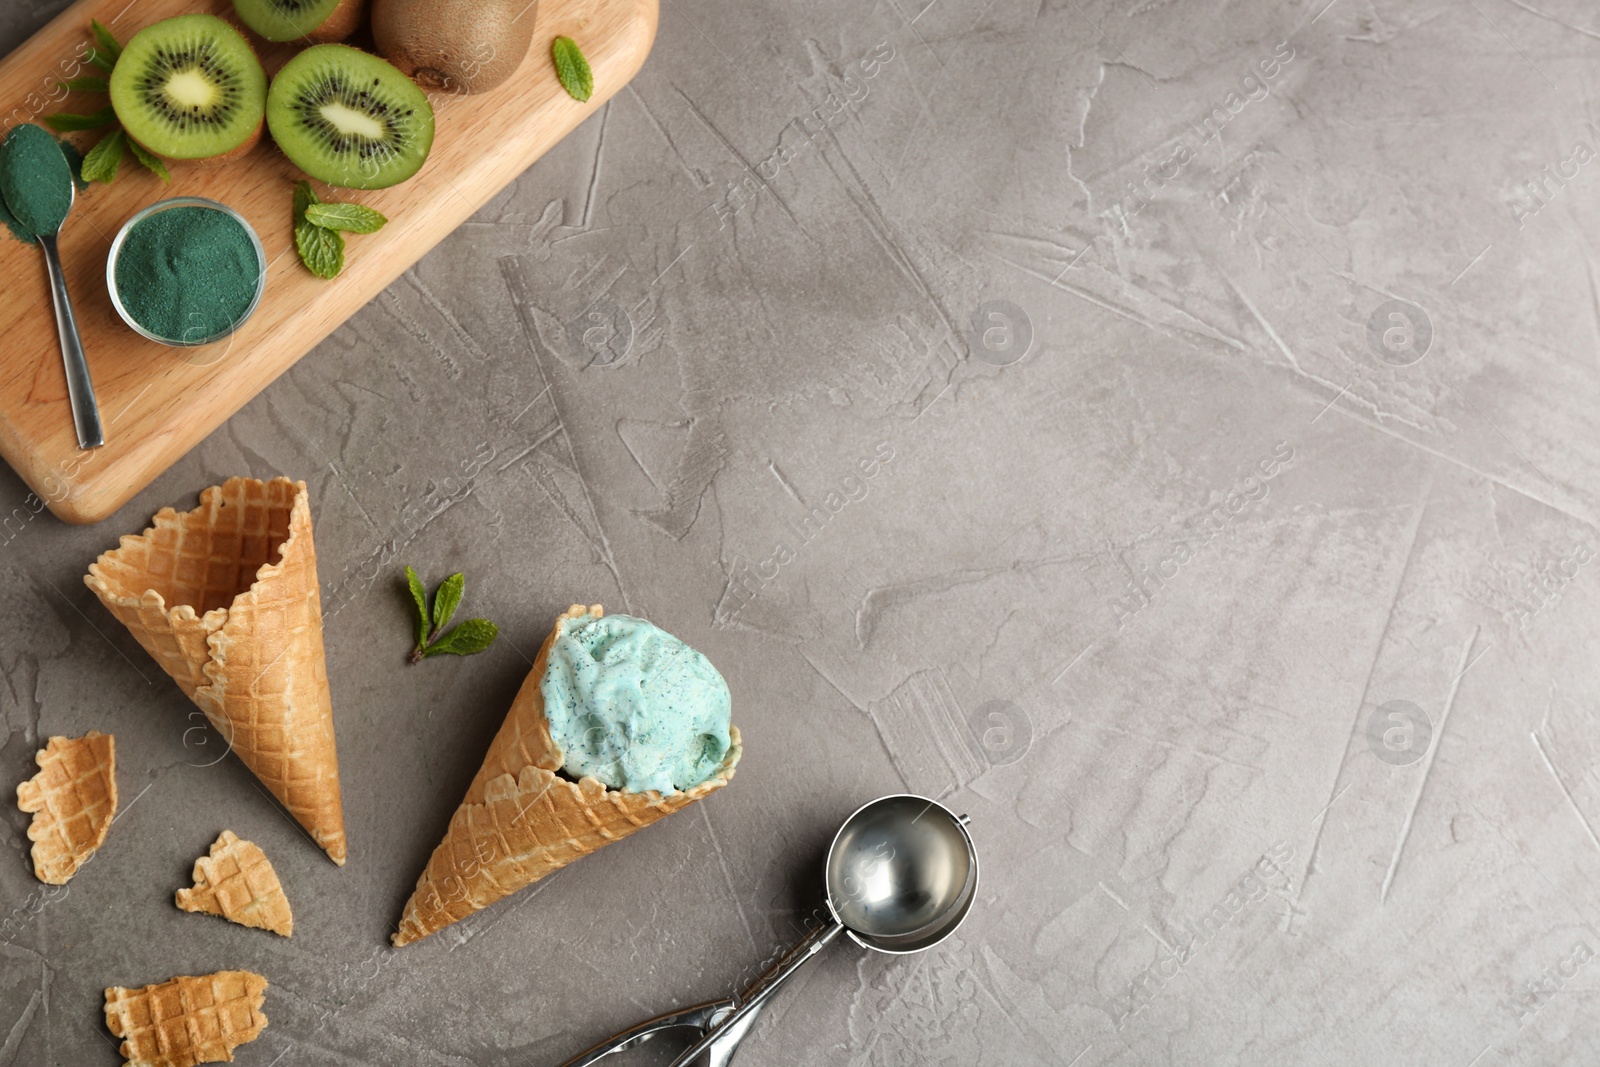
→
(84, 477, 346, 865)
(177, 830, 294, 937)
(105, 971, 268, 1067)
(16, 731, 117, 884)
(392, 604, 742, 946)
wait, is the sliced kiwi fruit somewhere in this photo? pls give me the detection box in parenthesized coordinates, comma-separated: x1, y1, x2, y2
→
(231, 0, 365, 44)
(267, 45, 434, 190)
(108, 15, 268, 162)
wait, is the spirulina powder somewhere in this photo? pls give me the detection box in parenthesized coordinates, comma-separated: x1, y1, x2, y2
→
(115, 206, 260, 343)
(0, 123, 73, 243)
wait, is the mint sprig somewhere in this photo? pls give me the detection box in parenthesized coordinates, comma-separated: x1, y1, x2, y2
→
(405, 567, 499, 663)
(552, 36, 593, 102)
(292, 182, 387, 278)
(44, 22, 169, 186)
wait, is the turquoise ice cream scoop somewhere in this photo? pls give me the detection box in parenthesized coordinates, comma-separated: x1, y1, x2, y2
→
(541, 613, 732, 795)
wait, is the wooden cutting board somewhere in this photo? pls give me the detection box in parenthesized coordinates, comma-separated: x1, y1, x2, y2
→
(0, 0, 655, 523)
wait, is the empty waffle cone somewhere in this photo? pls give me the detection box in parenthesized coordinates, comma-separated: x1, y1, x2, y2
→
(177, 830, 294, 937)
(16, 731, 117, 885)
(84, 477, 346, 865)
(105, 971, 268, 1067)
(392, 604, 741, 946)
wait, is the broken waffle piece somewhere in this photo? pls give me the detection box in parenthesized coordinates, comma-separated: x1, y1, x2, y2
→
(176, 831, 293, 937)
(16, 731, 117, 884)
(104, 970, 268, 1067)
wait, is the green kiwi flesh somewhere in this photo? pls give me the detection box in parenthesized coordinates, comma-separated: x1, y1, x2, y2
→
(267, 45, 434, 190)
(109, 15, 268, 161)
(232, 0, 345, 44)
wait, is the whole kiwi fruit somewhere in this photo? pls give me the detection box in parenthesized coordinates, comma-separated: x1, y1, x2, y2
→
(372, 0, 537, 95)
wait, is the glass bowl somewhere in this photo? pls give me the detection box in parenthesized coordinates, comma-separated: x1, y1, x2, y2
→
(106, 196, 267, 347)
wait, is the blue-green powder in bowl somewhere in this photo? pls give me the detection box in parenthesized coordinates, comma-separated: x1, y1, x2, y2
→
(112, 205, 262, 344)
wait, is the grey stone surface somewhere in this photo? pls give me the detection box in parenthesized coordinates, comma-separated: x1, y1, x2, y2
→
(5, 0, 1600, 1064)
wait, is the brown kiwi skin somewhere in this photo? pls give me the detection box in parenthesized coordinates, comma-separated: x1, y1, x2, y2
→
(126, 124, 262, 166)
(304, 0, 368, 43)
(371, 0, 536, 94)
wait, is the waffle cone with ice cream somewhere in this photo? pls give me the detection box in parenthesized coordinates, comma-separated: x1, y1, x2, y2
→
(84, 477, 347, 865)
(393, 604, 741, 946)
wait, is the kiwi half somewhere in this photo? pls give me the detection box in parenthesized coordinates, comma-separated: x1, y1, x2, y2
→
(266, 45, 434, 190)
(108, 15, 268, 162)
(232, 0, 365, 44)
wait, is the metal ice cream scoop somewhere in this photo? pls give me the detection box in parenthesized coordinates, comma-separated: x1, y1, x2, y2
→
(557, 794, 979, 1067)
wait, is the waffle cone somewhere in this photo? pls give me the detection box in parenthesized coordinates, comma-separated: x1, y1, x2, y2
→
(104, 970, 268, 1067)
(176, 830, 294, 937)
(392, 605, 741, 946)
(16, 731, 117, 884)
(84, 477, 346, 865)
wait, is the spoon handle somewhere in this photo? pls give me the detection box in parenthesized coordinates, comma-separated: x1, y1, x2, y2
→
(38, 233, 103, 449)
(666, 920, 844, 1067)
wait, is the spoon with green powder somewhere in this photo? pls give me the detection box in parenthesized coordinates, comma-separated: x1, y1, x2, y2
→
(0, 124, 103, 449)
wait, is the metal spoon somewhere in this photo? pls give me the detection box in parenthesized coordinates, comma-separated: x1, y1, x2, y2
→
(38, 180, 103, 449)
(558, 794, 979, 1067)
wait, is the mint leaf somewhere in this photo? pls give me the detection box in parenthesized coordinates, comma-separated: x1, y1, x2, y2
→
(421, 619, 499, 658)
(43, 107, 115, 132)
(432, 572, 464, 634)
(90, 20, 121, 63)
(295, 219, 344, 279)
(85, 48, 114, 73)
(58, 139, 87, 192)
(305, 202, 387, 234)
(126, 138, 170, 182)
(404, 566, 429, 648)
(59, 76, 109, 93)
(293, 180, 320, 223)
(552, 36, 593, 102)
(80, 128, 124, 184)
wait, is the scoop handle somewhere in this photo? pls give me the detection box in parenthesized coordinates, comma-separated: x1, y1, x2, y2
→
(555, 998, 739, 1067)
(666, 920, 844, 1067)
(38, 233, 103, 449)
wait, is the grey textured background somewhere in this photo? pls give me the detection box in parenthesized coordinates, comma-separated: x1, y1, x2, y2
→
(5, 0, 1600, 1063)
